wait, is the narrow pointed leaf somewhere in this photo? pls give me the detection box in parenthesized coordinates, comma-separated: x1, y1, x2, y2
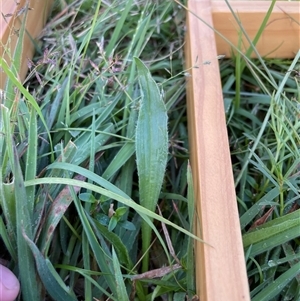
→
(243, 210, 300, 256)
(23, 231, 77, 301)
(112, 247, 129, 301)
(13, 145, 41, 301)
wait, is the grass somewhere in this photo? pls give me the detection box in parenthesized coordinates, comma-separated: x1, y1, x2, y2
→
(1, 1, 195, 300)
(222, 51, 300, 300)
(0, 0, 299, 300)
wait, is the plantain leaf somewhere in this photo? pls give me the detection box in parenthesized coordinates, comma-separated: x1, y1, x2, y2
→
(134, 57, 168, 271)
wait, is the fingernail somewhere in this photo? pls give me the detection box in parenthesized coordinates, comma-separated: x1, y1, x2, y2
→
(0, 265, 19, 290)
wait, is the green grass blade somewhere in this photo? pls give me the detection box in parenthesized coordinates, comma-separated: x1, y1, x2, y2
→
(102, 142, 135, 180)
(1, 104, 14, 170)
(2, 0, 28, 110)
(70, 187, 118, 299)
(23, 232, 77, 301)
(186, 162, 196, 298)
(0, 105, 17, 249)
(121, 4, 153, 136)
(0, 58, 53, 159)
(87, 215, 132, 267)
(2, 82, 38, 298)
(225, 0, 277, 84)
(252, 261, 300, 301)
(56, 264, 115, 298)
(13, 145, 41, 301)
(72, 123, 115, 165)
(25, 106, 37, 217)
(243, 210, 300, 256)
(234, 30, 242, 109)
(1, 181, 17, 252)
(0, 216, 17, 261)
(82, 232, 92, 301)
(84, 111, 95, 300)
(105, 0, 134, 57)
(75, 0, 102, 83)
(239, 187, 280, 230)
(47, 162, 129, 198)
(24, 177, 201, 242)
(112, 247, 129, 301)
(39, 175, 85, 254)
(234, 50, 300, 187)
(134, 57, 168, 272)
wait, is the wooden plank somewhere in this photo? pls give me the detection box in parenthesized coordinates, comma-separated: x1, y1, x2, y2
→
(0, 0, 52, 89)
(212, 1, 300, 58)
(185, 0, 250, 300)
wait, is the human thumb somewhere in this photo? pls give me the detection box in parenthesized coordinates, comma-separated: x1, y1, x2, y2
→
(0, 264, 20, 301)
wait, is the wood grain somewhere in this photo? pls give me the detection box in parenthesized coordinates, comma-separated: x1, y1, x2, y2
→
(185, 0, 250, 300)
(212, 1, 300, 58)
(0, 0, 52, 89)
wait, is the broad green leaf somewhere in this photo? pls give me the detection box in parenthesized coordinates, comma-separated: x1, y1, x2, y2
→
(87, 215, 132, 267)
(115, 207, 127, 217)
(108, 217, 118, 232)
(79, 192, 97, 203)
(134, 57, 168, 271)
(120, 220, 136, 231)
(174, 292, 186, 301)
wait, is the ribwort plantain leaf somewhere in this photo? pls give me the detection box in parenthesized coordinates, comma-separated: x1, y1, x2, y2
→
(134, 57, 168, 272)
